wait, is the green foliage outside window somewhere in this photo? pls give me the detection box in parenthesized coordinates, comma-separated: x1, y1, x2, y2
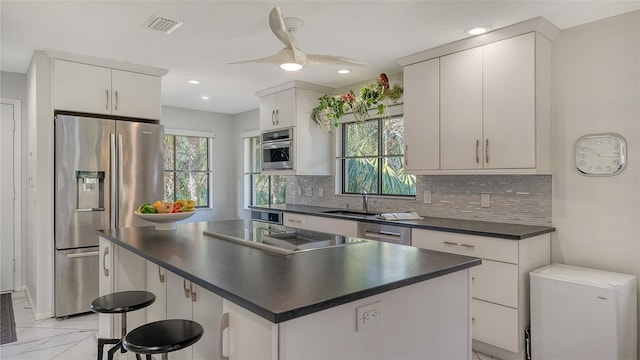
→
(248, 137, 286, 205)
(343, 117, 416, 196)
(164, 135, 210, 207)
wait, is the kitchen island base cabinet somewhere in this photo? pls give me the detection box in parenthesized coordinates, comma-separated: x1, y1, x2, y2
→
(222, 269, 472, 360)
(98, 237, 147, 359)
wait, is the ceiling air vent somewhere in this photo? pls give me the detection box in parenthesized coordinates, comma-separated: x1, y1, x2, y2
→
(145, 15, 183, 34)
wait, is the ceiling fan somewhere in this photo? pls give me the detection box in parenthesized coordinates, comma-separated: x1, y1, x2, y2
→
(230, 7, 366, 71)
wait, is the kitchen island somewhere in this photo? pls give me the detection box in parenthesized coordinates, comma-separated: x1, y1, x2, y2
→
(98, 220, 480, 359)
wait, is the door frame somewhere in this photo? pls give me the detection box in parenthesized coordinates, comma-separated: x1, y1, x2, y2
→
(1, 98, 22, 291)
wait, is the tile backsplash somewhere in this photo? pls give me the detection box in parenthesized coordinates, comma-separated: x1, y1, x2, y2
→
(286, 175, 551, 226)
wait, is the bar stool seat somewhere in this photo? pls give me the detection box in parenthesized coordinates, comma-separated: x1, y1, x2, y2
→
(123, 319, 204, 360)
(90, 291, 156, 360)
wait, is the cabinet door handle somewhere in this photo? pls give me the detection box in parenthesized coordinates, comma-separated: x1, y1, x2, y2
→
(158, 266, 165, 283)
(114, 90, 119, 111)
(183, 279, 191, 299)
(475, 140, 480, 164)
(271, 110, 275, 125)
(220, 312, 230, 360)
(443, 241, 475, 248)
(102, 247, 109, 277)
(485, 139, 489, 164)
(405, 145, 409, 166)
(190, 282, 197, 302)
(105, 89, 110, 110)
(275, 109, 279, 124)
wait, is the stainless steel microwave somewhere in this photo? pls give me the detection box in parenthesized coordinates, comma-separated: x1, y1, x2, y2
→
(261, 127, 293, 171)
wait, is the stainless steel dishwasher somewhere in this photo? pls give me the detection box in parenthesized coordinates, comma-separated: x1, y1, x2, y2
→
(357, 222, 412, 246)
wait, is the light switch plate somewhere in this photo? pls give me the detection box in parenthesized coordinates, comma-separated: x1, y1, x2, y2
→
(481, 193, 490, 208)
(304, 187, 313, 197)
(423, 191, 432, 204)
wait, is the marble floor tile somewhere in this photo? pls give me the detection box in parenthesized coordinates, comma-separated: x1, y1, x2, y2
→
(1, 291, 99, 360)
(1, 327, 94, 359)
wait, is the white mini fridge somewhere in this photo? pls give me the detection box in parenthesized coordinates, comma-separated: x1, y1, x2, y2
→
(530, 264, 637, 360)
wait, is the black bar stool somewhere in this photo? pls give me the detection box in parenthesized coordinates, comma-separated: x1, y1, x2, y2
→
(123, 319, 204, 360)
(90, 290, 156, 360)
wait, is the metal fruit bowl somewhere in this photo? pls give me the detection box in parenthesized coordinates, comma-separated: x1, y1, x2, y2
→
(134, 210, 195, 230)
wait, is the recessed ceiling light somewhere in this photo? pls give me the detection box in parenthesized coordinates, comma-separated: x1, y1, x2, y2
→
(201, 96, 209, 100)
(337, 69, 351, 74)
(466, 26, 490, 35)
(188, 80, 200, 85)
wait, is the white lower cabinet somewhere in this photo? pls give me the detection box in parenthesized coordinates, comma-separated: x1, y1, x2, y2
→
(282, 213, 358, 237)
(221, 270, 471, 360)
(145, 261, 167, 323)
(192, 284, 223, 360)
(165, 270, 223, 360)
(412, 228, 550, 359)
(98, 237, 114, 339)
(223, 301, 277, 360)
(472, 299, 519, 352)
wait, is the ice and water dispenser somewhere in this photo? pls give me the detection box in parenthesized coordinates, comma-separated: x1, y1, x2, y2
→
(76, 171, 105, 212)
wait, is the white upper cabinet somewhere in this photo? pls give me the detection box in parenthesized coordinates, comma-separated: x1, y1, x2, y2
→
(111, 69, 162, 120)
(482, 33, 536, 169)
(257, 81, 334, 175)
(403, 58, 440, 172)
(53, 59, 162, 120)
(398, 18, 556, 174)
(440, 33, 537, 171)
(54, 60, 112, 115)
(259, 88, 296, 130)
(440, 46, 484, 170)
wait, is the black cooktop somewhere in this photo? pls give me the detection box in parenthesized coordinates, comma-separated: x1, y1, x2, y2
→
(202, 221, 367, 255)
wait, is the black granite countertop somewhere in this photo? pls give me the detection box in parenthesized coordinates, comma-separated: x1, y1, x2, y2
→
(251, 204, 555, 240)
(98, 220, 480, 323)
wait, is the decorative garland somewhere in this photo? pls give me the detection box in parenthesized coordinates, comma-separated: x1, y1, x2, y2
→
(311, 73, 403, 131)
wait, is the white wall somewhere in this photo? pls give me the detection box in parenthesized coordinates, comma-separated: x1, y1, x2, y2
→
(1, 71, 28, 288)
(551, 9, 640, 276)
(161, 105, 238, 221)
(551, 8, 640, 343)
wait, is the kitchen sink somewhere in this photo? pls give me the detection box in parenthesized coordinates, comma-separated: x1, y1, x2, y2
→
(322, 210, 379, 217)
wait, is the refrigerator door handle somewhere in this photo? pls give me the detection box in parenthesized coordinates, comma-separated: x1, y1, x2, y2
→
(118, 134, 124, 228)
(110, 134, 117, 229)
(76, 208, 105, 212)
(66, 251, 100, 258)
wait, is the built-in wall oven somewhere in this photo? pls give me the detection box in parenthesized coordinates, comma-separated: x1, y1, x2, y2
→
(261, 127, 293, 171)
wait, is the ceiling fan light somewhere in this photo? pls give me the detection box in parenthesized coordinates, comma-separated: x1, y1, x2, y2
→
(280, 62, 303, 71)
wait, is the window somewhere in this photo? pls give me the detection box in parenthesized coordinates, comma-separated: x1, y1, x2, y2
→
(342, 116, 416, 196)
(245, 136, 286, 206)
(164, 133, 212, 207)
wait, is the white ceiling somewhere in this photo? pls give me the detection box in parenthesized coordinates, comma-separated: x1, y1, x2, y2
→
(2, 1, 638, 115)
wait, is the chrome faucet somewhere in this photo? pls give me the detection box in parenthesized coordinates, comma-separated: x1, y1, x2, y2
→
(361, 190, 369, 213)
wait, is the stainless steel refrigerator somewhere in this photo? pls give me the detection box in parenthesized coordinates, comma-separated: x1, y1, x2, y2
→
(54, 114, 164, 317)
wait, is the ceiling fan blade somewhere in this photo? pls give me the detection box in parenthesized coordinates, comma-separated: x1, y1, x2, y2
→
(228, 53, 279, 65)
(269, 7, 305, 65)
(269, 7, 293, 49)
(305, 55, 367, 66)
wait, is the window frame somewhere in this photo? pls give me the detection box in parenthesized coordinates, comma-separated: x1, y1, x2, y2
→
(339, 114, 415, 197)
(164, 129, 214, 209)
(243, 134, 286, 208)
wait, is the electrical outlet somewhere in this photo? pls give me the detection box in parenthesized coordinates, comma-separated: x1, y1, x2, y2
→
(318, 187, 324, 198)
(304, 187, 313, 197)
(297, 186, 302, 197)
(423, 190, 432, 204)
(481, 193, 490, 208)
(356, 301, 381, 331)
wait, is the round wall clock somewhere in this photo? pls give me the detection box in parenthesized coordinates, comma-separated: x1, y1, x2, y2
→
(575, 133, 627, 176)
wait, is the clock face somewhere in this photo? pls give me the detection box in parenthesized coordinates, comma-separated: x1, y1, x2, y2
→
(575, 133, 626, 176)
